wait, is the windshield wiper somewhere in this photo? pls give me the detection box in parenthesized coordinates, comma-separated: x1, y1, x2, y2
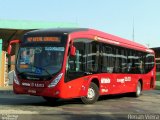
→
(17, 65, 53, 79)
(29, 64, 53, 78)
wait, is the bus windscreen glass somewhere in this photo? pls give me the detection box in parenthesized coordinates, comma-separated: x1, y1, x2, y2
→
(16, 46, 64, 80)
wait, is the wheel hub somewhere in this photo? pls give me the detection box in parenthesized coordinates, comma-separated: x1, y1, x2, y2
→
(87, 88, 95, 99)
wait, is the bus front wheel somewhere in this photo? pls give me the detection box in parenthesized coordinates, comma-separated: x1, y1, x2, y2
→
(81, 82, 99, 104)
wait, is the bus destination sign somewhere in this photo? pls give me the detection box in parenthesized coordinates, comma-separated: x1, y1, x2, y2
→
(27, 37, 60, 42)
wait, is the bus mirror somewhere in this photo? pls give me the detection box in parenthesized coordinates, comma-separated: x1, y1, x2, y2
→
(70, 46, 76, 56)
(7, 40, 20, 55)
(7, 45, 12, 55)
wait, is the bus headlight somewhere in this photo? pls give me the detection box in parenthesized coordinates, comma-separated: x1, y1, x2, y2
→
(48, 73, 63, 88)
(14, 72, 20, 85)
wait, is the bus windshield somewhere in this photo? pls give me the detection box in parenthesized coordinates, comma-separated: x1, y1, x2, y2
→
(16, 46, 65, 80)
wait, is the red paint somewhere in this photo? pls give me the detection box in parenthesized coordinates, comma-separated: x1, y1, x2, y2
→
(7, 39, 20, 54)
(12, 28, 156, 99)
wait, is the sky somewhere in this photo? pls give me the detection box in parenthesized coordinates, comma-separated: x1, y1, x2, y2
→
(0, 0, 160, 48)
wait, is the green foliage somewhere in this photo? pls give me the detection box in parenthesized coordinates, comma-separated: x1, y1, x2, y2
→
(156, 74, 160, 81)
(156, 85, 160, 90)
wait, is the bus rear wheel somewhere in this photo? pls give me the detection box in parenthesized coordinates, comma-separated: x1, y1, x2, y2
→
(133, 81, 142, 97)
(81, 82, 99, 104)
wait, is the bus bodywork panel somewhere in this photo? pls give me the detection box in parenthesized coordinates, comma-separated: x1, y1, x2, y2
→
(13, 69, 155, 99)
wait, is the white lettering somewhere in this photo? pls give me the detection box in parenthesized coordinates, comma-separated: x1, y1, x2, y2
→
(117, 78, 125, 83)
(2, 114, 19, 120)
(101, 78, 110, 83)
(22, 82, 30, 86)
(35, 83, 44, 87)
(96, 37, 120, 45)
(117, 77, 131, 83)
(128, 114, 160, 120)
(101, 89, 108, 93)
(128, 114, 144, 119)
(125, 77, 131, 81)
(22, 82, 44, 87)
(145, 114, 160, 120)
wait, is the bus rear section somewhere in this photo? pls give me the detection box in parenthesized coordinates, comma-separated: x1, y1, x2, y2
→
(65, 36, 156, 104)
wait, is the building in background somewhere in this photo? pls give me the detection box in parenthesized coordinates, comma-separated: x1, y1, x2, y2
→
(0, 19, 78, 87)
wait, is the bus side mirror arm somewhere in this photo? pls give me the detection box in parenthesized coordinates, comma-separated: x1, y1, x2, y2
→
(7, 40, 21, 55)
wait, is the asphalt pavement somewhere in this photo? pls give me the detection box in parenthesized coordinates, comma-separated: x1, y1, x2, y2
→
(0, 89, 160, 120)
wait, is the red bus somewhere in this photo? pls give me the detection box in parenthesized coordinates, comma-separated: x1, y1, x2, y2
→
(8, 28, 156, 104)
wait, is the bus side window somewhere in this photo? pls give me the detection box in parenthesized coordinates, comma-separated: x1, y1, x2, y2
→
(127, 50, 134, 73)
(86, 41, 100, 73)
(101, 45, 114, 73)
(121, 49, 127, 73)
(145, 53, 154, 73)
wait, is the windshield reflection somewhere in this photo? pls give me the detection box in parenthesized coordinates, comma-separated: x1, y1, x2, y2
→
(16, 46, 64, 78)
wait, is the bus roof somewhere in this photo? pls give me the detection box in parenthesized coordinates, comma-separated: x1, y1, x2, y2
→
(71, 28, 154, 54)
(24, 28, 154, 54)
(24, 28, 88, 35)
(88, 29, 151, 52)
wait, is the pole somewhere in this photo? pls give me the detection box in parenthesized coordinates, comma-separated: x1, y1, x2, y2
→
(132, 17, 135, 41)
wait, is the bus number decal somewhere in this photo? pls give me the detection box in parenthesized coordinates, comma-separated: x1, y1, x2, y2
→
(117, 77, 131, 83)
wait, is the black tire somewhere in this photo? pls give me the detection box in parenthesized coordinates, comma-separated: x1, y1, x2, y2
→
(42, 96, 58, 103)
(81, 82, 99, 104)
(133, 81, 142, 97)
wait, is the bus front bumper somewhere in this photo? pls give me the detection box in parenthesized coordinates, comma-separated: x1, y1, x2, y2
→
(13, 83, 62, 98)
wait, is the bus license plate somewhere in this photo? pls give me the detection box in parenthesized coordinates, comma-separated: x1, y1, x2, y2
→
(28, 89, 36, 94)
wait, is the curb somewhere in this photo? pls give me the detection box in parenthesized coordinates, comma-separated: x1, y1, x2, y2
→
(0, 86, 13, 95)
(0, 90, 13, 95)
